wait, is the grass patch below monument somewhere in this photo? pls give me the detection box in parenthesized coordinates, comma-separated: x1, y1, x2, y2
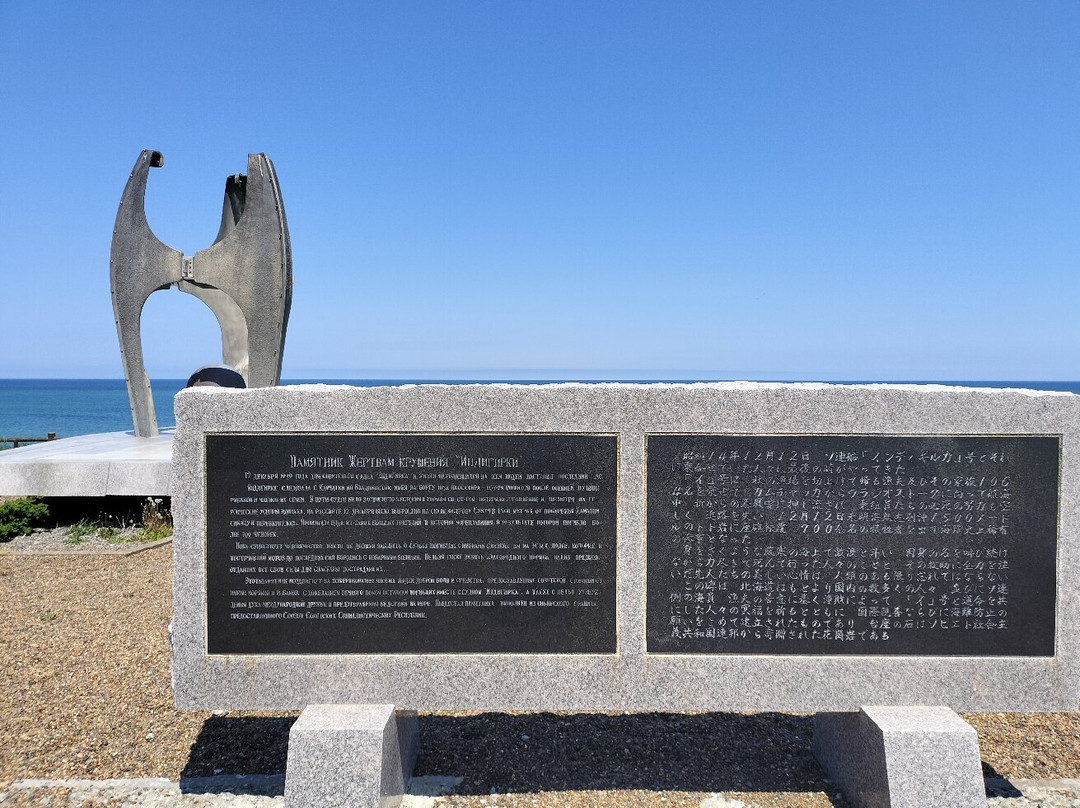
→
(62, 519, 97, 545)
(2, 496, 173, 553)
(59, 499, 172, 547)
(135, 497, 172, 543)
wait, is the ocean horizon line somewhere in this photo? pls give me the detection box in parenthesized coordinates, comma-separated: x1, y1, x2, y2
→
(4, 376, 1080, 385)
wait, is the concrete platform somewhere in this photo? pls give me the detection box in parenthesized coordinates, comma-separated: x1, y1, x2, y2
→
(0, 429, 173, 497)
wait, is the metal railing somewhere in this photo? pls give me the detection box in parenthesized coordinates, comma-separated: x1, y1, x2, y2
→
(0, 432, 57, 449)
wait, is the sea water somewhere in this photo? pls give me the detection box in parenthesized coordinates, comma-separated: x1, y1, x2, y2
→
(0, 378, 398, 442)
(1, 378, 1079, 447)
(0, 378, 606, 443)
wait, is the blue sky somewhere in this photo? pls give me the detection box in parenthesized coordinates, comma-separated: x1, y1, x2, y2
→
(2, 2, 1079, 380)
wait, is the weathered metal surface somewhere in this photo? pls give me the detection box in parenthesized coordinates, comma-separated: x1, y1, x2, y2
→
(110, 150, 292, 437)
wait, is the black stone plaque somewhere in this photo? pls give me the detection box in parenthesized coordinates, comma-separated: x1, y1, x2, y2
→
(206, 433, 617, 654)
(646, 435, 1059, 656)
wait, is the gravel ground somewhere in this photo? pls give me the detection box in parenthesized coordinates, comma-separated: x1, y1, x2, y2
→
(2, 529, 1080, 807)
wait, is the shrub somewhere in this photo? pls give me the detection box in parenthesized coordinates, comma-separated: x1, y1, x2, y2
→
(136, 497, 173, 543)
(0, 497, 50, 540)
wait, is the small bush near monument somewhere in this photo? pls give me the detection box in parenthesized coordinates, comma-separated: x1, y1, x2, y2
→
(136, 497, 172, 543)
(0, 497, 49, 540)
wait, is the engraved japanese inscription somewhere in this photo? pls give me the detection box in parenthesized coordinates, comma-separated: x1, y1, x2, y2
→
(646, 435, 1059, 656)
(206, 433, 617, 654)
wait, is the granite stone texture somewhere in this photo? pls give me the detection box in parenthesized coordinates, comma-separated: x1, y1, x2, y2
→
(283, 703, 416, 808)
(812, 706, 985, 808)
(0, 429, 173, 496)
(170, 382, 1080, 711)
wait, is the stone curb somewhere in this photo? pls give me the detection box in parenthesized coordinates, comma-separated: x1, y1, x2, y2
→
(989, 778, 1080, 795)
(0, 775, 465, 807)
(0, 537, 172, 557)
(5, 776, 1080, 806)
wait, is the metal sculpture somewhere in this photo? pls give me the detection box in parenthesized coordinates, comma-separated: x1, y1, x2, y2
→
(110, 150, 292, 437)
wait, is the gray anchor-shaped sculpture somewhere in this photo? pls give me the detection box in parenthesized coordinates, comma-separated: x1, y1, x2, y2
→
(110, 150, 292, 437)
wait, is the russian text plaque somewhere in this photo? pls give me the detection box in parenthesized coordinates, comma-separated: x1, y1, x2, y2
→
(206, 433, 617, 654)
(646, 435, 1059, 656)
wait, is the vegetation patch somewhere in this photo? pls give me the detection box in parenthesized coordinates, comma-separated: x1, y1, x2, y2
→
(63, 519, 97, 545)
(135, 497, 173, 543)
(13, 496, 175, 549)
(97, 526, 123, 543)
(0, 497, 50, 540)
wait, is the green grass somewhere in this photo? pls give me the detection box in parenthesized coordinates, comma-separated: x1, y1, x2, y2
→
(54, 498, 173, 546)
(135, 497, 173, 543)
(97, 526, 123, 543)
(135, 522, 173, 543)
(63, 519, 97, 545)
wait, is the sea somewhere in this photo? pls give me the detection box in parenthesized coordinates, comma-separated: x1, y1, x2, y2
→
(1, 378, 1079, 447)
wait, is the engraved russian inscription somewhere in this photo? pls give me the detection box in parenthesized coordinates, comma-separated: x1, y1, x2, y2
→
(207, 433, 617, 654)
(646, 435, 1058, 656)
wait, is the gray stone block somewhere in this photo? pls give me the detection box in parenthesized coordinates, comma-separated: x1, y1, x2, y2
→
(0, 430, 173, 497)
(812, 706, 984, 808)
(170, 382, 1080, 711)
(283, 703, 416, 808)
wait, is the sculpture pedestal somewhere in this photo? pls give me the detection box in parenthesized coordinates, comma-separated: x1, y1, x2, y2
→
(812, 706, 984, 808)
(284, 704, 417, 808)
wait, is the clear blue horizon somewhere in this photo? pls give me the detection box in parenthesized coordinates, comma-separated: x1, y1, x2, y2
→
(3, 3, 1079, 380)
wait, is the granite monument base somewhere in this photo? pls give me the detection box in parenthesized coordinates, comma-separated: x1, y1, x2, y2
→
(169, 383, 1080, 807)
(172, 383, 1080, 713)
(283, 704, 417, 808)
(812, 706, 984, 808)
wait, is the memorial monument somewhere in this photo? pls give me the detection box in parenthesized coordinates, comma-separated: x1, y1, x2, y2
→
(110, 149, 292, 437)
(0, 150, 288, 496)
(170, 381, 1080, 808)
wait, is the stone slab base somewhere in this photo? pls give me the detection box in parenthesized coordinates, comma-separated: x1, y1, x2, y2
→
(0, 429, 173, 496)
(171, 384, 1080, 712)
(812, 706, 984, 808)
(284, 704, 417, 808)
